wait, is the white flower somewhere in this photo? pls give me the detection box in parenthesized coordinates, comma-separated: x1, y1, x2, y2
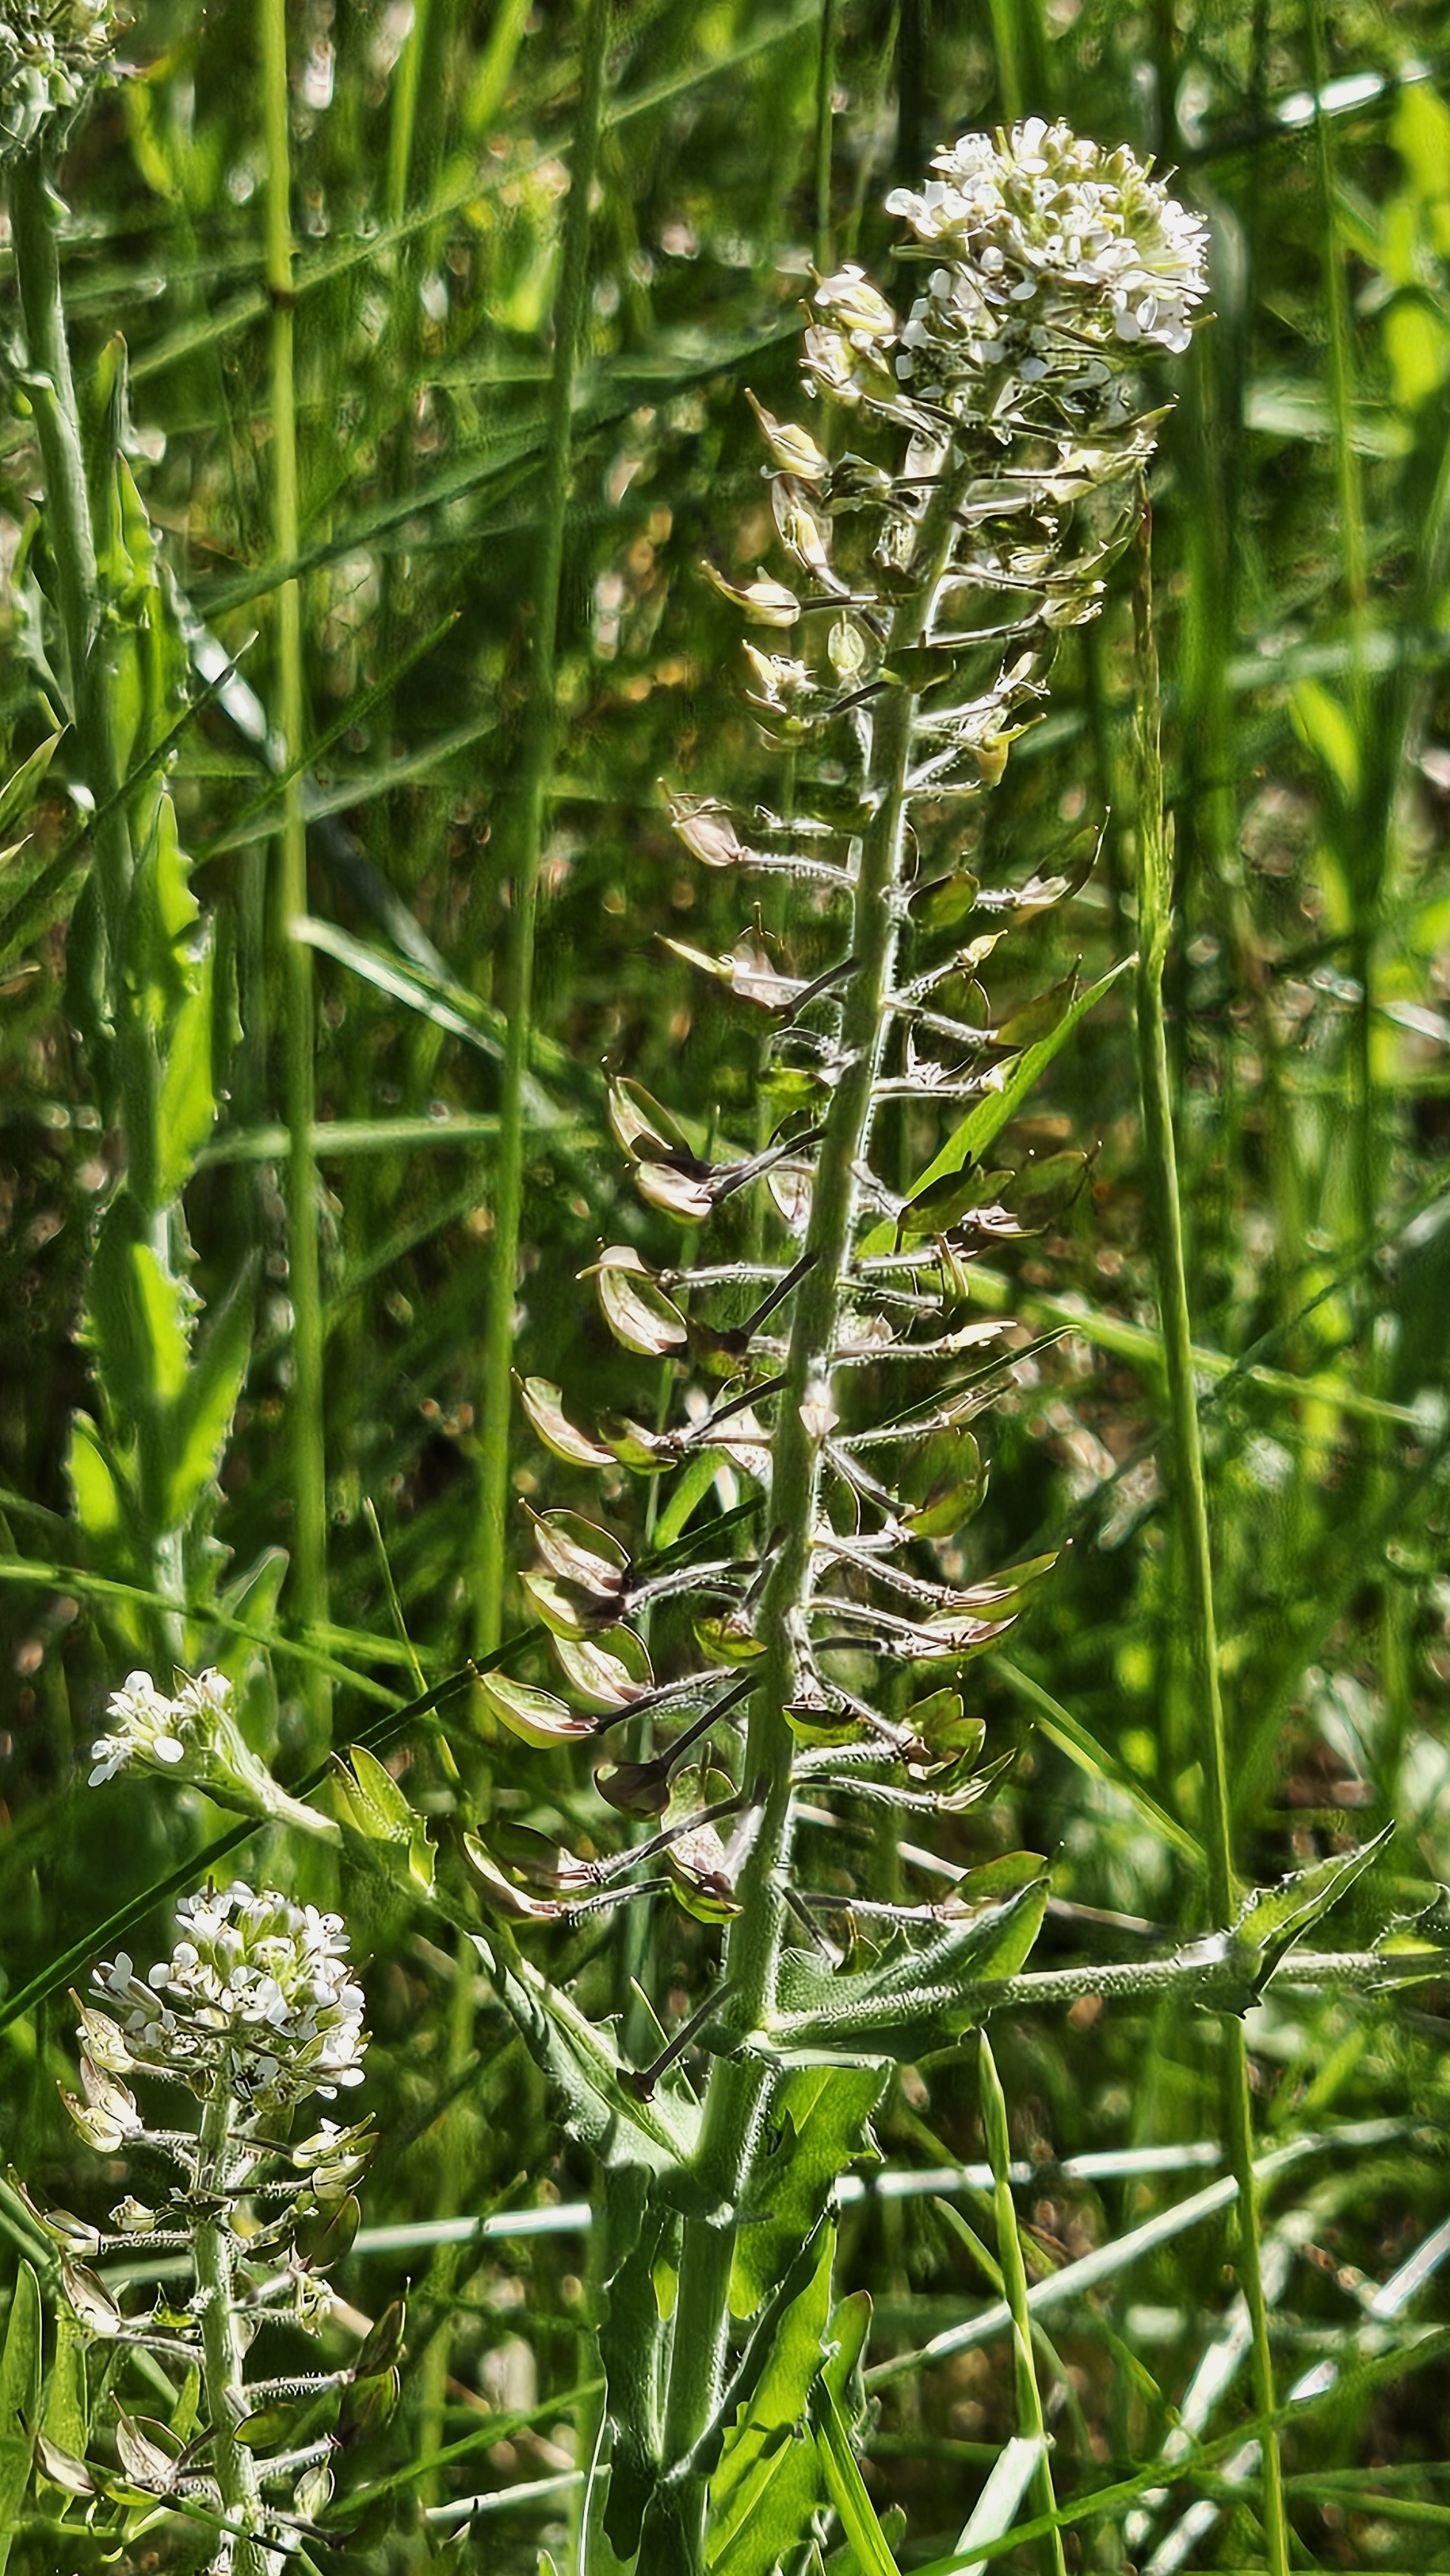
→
(88, 1667, 229, 1787)
(97, 1880, 368, 2112)
(883, 121, 1209, 386)
(0, 0, 121, 162)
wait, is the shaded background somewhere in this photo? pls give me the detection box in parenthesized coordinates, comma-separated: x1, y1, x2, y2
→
(3, 0, 1450, 2566)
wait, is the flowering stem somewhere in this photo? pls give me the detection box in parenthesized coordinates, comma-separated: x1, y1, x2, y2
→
(195, 2085, 268, 2576)
(636, 459, 969, 2576)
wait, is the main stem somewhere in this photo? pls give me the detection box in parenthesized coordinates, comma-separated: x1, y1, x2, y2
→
(636, 461, 968, 2576)
(475, 0, 611, 1659)
(262, 0, 330, 1747)
(195, 2086, 268, 2576)
(1132, 524, 1291, 2576)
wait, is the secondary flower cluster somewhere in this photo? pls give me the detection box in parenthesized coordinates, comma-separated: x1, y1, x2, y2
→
(805, 118, 1209, 421)
(97, 1880, 368, 2110)
(0, 0, 120, 162)
(88, 1665, 231, 1785)
(88, 1662, 335, 1841)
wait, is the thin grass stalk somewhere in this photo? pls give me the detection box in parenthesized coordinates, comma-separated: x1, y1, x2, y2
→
(475, 0, 612, 1660)
(979, 2032, 1067, 2576)
(635, 455, 972, 2576)
(813, 0, 837, 270)
(1303, 0, 1379, 1274)
(1131, 511, 1291, 2576)
(261, 0, 329, 1743)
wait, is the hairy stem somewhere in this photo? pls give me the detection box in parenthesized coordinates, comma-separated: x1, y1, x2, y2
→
(636, 459, 970, 2576)
(475, 0, 611, 1659)
(1132, 516, 1291, 2576)
(261, 0, 329, 1743)
(195, 2086, 268, 2576)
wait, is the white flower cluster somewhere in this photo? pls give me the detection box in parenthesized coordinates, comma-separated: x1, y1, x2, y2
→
(880, 120, 1209, 395)
(88, 1666, 231, 1786)
(97, 1880, 368, 2110)
(0, 0, 120, 161)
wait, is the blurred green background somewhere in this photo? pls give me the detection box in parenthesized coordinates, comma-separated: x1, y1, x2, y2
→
(3, 0, 1450, 2567)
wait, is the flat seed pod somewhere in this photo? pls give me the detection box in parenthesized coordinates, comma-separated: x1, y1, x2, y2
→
(519, 1376, 612, 1470)
(634, 1161, 715, 1226)
(666, 1823, 742, 1922)
(479, 1668, 597, 1745)
(771, 474, 842, 589)
(955, 1549, 1059, 1609)
(592, 1249, 692, 1349)
(293, 2189, 361, 2270)
(59, 2087, 135, 2155)
(905, 1690, 984, 1763)
(914, 1610, 1018, 1662)
(61, 2258, 124, 2335)
(462, 1832, 563, 1920)
(112, 2405, 177, 2489)
(553, 1625, 654, 1710)
(786, 1702, 866, 1748)
(693, 1613, 765, 1666)
(973, 824, 1098, 918)
(745, 391, 829, 479)
(36, 2204, 101, 2256)
(827, 613, 872, 684)
(526, 1506, 629, 1597)
(663, 931, 804, 1017)
(665, 789, 748, 868)
(909, 868, 980, 929)
(70, 1996, 133, 2074)
(701, 562, 801, 625)
(600, 1412, 676, 1473)
(899, 1164, 1012, 1239)
(354, 2295, 407, 2380)
(595, 1758, 672, 1817)
(901, 1425, 987, 1537)
(768, 1159, 813, 1233)
(34, 2433, 95, 2497)
(235, 2401, 304, 2455)
(607, 1076, 692, 1161)
(518, 1569, 608, 1642)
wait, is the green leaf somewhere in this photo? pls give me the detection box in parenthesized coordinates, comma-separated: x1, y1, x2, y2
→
(710, 2222, 835, 2576)
(731, 2066, 886, 2319)
(162, 1255, 255, 1529)
(1290, 676, 1360, 802)
(41, 2303, 88, 2468)
(0, 733, 61, 840)
(469, 1924, 699, 2186)
(89, 1193, 191, 1418)
(758, 1855, 1049, 2063)
(859, 958, 1131, 1255)
(155, 942, 216, 1200)
(600, 2166, 673, 2558)
(1231, 1828, 1394, 1994)
(126, 786, 202, 1019)
(812, 2371, 901, 2576)
(0, 2260, 41, 2572)
(335, 1745, 435, 1891)
(65, 1410, 127, 1547)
